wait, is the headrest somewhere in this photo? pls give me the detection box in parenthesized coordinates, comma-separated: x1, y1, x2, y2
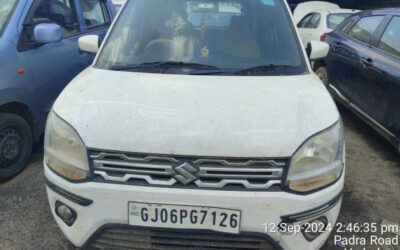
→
(229, 15, 249, 31)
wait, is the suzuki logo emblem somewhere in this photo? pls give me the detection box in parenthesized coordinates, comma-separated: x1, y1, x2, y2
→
(173, 162, 198, 185)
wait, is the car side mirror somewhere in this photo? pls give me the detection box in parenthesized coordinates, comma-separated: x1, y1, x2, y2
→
(306, 41, 329, 61)
(78, 35, 99, 54)
(34, 23, 62, 44)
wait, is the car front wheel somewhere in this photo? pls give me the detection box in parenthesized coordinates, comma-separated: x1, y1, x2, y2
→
(315, 66, 329, 87)
(0, 113, 33, 181)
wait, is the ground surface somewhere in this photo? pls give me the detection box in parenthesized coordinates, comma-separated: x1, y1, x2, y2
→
(0, 107, 399, 250)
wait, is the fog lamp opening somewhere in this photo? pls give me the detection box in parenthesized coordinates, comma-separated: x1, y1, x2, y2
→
(55, 201, 77, 226)
(301, 216, 328, 242)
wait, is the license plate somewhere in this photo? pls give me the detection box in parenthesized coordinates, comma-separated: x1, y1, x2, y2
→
(128, 202, 241, 234)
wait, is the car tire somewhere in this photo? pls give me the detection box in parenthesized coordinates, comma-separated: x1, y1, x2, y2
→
(0, 113, 33, 181)
(315, 66, 328, 87)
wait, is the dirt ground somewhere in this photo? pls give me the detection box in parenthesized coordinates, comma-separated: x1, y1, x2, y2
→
(0, 106, 399, 250)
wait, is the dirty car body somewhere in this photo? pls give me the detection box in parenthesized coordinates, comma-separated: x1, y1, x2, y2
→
(44, 0, 345, 249)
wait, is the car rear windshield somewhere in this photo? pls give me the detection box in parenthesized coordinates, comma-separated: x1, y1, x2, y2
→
(327, 13, 352, 29)
(0, 0, 18, 37)
(96, 0, 306, 75)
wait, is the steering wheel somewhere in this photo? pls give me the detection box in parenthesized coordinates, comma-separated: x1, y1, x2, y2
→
(144, 39, 172, 54)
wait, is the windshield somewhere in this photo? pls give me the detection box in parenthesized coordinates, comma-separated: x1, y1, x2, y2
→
(96, 0, 306, 75)
(327, 13, 352, 29)
(0, 0, 18, 36)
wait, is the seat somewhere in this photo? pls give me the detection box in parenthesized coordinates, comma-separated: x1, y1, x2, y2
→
(223, 16, 260, 59)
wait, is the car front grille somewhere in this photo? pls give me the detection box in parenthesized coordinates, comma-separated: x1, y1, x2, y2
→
(90, 150, 287, 191)
(88, 227, 277, 250)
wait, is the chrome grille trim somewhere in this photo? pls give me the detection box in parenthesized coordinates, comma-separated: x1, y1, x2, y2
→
(194, 179, 282, 189)
(94, 171, 281, 189)
(91, 152, 180, 163)
(198, 167, 283, 179)
(95, 170, 178, 186)
(90, 151, 286, 190)
(193, 159, 286, 167)
(93, 160, 173, 176)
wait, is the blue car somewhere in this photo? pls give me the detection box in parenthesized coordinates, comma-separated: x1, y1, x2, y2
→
(316, 8, 400, 150)
(0, 0, 115, 180)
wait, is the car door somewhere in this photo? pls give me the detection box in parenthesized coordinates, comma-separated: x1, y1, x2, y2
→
(299, 13, 322, 47)
(327, 15, 386, 119)
(372, 16, 400, 136)
(75, 0, 113, 61)
(342, 15, 389, 124)
(307, 12, 323, 42)
(297, 13, 314, 46)
(18, 0, 90, 125)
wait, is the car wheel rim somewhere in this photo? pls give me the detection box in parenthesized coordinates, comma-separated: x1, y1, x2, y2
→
(317, 72, 325, 83)
(0, 128, 21, 169)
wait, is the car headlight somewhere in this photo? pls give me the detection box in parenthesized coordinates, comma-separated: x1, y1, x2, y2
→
(44, 111, 89, 181)
(286, 121, 344, 192)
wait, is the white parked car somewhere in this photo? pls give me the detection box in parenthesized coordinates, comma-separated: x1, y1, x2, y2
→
(297, 8, 360, 47)
(44, 0, 345, 249)
(293, 1, 340, 24)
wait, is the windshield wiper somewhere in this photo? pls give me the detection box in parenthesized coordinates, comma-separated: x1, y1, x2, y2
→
(110, 61, 221, 71)
(189, 64, 297, 75)
(233, 64, 298, 75)
(189, 69, 237, 75)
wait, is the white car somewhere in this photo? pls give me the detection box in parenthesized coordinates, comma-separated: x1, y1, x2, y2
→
(292, 1, 340, 24)
(297, 8, 360, 47)
(44, 0, 345, 249)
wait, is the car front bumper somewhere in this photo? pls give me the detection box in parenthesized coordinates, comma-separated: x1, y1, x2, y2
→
(45, 165, 344, 250)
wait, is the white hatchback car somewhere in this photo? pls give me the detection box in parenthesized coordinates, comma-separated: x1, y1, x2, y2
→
(44, 0, 345, 249)
(297, 8, 360, 47)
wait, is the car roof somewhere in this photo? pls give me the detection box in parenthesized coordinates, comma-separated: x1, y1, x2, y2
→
(359, 8, 399, 17)
(326, 9, 360, 14)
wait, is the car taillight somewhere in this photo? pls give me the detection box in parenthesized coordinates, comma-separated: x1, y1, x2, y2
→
(320, 33, 328, 41)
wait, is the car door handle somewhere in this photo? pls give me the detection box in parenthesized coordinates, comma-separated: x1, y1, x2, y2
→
(360, 57, 373, 67)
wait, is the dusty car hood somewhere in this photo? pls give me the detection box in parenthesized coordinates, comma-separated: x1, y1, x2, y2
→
(53, 67, 339, 157)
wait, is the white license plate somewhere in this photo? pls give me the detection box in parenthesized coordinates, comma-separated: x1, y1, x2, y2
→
(128, 202, 241, 234)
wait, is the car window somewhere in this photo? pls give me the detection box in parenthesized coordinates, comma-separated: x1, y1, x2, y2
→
(19, 0, 80, 50)
(298, 13, 313, 28)
(96, 0, 307, 76)
(32, 0, 80, 37)
(378, 16, 400, 57)
(308, 13, 321, 28)
(327, 13, 352, 29)
(79, 0, 110, 30)
(348, 16, 384, 44)
(339, 15, 358, 33)
(0, 0, 19, 37)
(188, 2, 242, 29)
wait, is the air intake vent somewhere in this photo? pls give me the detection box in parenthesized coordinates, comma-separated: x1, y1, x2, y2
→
(89, 227, 277, 250)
